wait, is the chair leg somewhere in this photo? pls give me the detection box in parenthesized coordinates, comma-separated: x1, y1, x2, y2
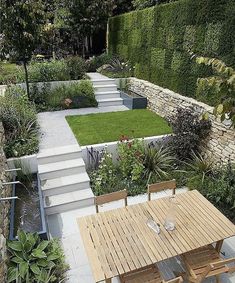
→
(216, 275, 220, 283)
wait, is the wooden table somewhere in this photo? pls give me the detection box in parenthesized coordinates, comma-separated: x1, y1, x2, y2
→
(77, 190, 235, 283)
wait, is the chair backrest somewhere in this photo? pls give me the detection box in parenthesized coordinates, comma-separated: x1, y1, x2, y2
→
(165, 277, 183, 283)
(199, 257, 235, 281)
(148, 276, 183, 283)
(95, 189, 128, 213)
(147, 179, 176, 201)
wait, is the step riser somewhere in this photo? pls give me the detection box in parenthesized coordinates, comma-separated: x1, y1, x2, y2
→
(40, 166, 86, 180)
(94, 86, 117, 92)
(95, 93, 121, 100)
(98, 100, 123, 107)
(38, 152, 82, 165)
(42, 181, 90, 197)
(92, 80, 116, 86)
(45, 198, 94, 215)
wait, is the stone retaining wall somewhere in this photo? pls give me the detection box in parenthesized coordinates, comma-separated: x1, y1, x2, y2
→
(128, 77, 235, 164)
(0, 122, 11, 282)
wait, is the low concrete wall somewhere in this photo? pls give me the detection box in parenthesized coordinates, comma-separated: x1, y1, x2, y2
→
(7, 154, 38, 174)
(127, 77, 235, 164)
(81, 135, 169, 168)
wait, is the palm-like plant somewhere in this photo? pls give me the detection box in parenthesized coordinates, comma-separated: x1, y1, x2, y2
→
(143, 145, 175, 184)
(185, 151, 214, 184)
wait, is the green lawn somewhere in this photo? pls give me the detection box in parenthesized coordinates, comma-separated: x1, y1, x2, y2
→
(66, 109, 172, 145)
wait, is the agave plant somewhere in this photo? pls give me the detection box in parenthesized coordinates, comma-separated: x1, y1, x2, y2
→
(7, 230, 68, 283)
(143, 145, 175, 184)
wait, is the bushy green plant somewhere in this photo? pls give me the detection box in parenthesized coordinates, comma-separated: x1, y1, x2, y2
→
(90, 150, 119, 196)
(87, 53, 113, 72)
(65, 56, 87, 80)
(7, 230, 68, 283)
(143, 145, 175, 184)
(187, 160, 235, 222)
(30, 80, 97, 111)
(118, 138, 145, 181)
(167, 108, 211, 161)
(0, 86, 39, 157)
(27, 60, 70, 82)
(184, 151, 214, 184)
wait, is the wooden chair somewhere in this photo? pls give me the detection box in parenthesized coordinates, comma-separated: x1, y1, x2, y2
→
(95, 189, 127, 213)
(147, 179, 176, 201)
(181, 244, 235, 283)
(120, 264, 183, 283)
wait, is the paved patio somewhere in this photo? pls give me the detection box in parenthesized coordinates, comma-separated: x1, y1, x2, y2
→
(47, 189, 235, 283)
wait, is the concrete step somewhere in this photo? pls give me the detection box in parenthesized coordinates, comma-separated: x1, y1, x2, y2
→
(94, 84, 117, 92)
(97, 97, 123, 107)
(39, 159, 86, 180)
(44, 188, 94, 215)
(95, 90, 120, 100)
(41, 172, 90, 196)
(37, 144, 81, 165)
(91, 79, 116, 86)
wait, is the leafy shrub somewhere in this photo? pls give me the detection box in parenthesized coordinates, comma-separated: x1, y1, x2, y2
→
(0, 86, 39, 158)
(90, 150, 119, 196)
(87, 53, 113, 72)
(187, 160, 235, 223)
(90, 138, 176, 196)
(30, 80, 97, 111)
(27, 60, 70, 82)
(118, 138, 145, 181)
(167, 108, 211, 161)
(65, 56, 87, 80)
(7, 230, 68, 283)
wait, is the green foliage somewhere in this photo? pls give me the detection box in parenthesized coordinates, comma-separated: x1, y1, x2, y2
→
(0, 58, 88, 85)
(7, 230, 68, 283)
(31, 80, 97, 111)
(108, 0, 235, 101)
(90, 138, 175, 196)
(65, 56, 87, 80)
(194, 55, 235, 126)
(87, 53, 113, 72)
(187, 160, 235, 223)
(167, 107, 211, 161)
(118, 138, 145, 181)
(98, 57, 134, 78)
(0, 86, 39, 158)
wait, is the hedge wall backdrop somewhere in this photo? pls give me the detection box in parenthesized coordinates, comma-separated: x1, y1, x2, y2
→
(108, 0, 235, 103)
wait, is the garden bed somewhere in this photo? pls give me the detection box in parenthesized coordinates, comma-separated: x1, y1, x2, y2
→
(66, 109, 172, 145)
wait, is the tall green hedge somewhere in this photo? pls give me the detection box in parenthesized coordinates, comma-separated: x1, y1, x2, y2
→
(108, 0, 235, 100)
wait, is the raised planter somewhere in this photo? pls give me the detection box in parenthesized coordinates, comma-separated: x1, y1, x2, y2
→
(120, 90, 147, 109)
(9, 174, 48, 240)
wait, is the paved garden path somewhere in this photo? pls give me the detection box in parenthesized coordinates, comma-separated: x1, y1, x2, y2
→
(37, 105, 128, 150)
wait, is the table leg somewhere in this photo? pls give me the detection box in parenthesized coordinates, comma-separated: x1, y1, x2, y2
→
(105, 279, 111, 283)
(215, 240, 224, 252)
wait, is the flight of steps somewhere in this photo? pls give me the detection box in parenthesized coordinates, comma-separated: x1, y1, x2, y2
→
(91, 78, 124, 107)
(37, 145, 94, 215)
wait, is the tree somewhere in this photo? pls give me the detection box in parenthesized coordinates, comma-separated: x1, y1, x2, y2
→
(1, 0, 45, 97)
(193, 54, 235, 128)
(68, 0, 115, 57)
(132, 0, 177, 10)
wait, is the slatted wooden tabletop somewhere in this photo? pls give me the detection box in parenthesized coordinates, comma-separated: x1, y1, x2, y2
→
(77, 190, 235, 283)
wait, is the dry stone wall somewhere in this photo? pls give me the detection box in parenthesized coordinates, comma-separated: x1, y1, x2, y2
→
(0, 122, 11, 282)
(128, 77, 235, 164)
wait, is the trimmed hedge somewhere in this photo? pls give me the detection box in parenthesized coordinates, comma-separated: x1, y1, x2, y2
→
(108, 0, 235, 100)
